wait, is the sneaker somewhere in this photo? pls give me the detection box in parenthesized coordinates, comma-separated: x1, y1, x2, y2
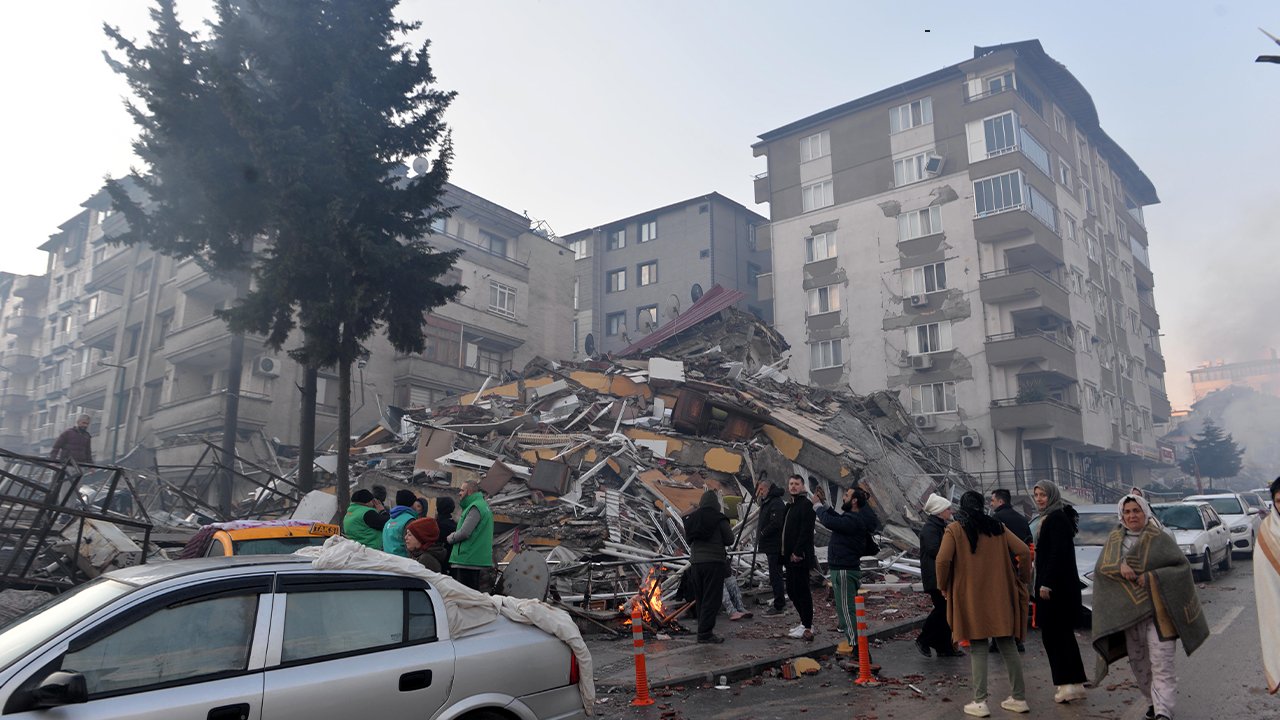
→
(1053, 684, 1086, 703)
(787, 624, 806, 638)
(764, 605, 785, 616)
(1000, 697, 1030, 713)
(697, 634, 725, 644)
(836, 640, 853, 655)
(728, 611, 746, 621)
(963, 701, 991, 717)
(802, 629, 814, 642)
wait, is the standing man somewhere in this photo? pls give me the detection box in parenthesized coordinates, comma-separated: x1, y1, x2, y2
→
(990, 489, 1032, 545)
(755, 479, 788, 615)
(917, 493, 964, 657)
(51, 414, 93, 464)
(343, 488, 388, 550)
(448, 480, 495, 592)
(1255, 476, 1280, 695)
(382, 489, 420, 557)
(813, 484, 878, 656)
(436, 495, 457, 574)
(781, 474, 817, 641)
(684, 489, 734, 643)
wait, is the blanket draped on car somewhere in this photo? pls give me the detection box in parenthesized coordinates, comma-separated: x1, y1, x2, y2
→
(299, 536, 596, 715)
(1090, 521, 1209, 685)
(1255, 510, 1280, 694)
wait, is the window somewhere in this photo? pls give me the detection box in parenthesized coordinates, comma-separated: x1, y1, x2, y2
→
(569, 239, 588, 260)
(1063, 212, 1078, 244)
(983, 112, 1018, 157)
(973, 171, 1023, 217)
(473, 347, 511, 375)
(153, 313, 172, 350)
(282, 588, 435, 663)
(911, 381, 957, 414)
(62, 591, 258, 697)
(801, 180, 833, 212)
(811, 339, 842, 369)
(86, 294, 99, 320)
(637, 261, 658, 286)
(907, 320, 953, 354)
(572, 278, 579, 310)
(806, 285, 840, 315)
(607, 229, 626, 250)
(897, 206, 942, 241)
(1054, 107, 1068, 137)
(607, 268, 626, 293)
(1057, 158, 1072, 189)
(423, 315, 461, 365)
(893, 152, 933, 187)
(636, 305, 658, 330)
(639, 220, 657, 243)
(481, 231, 508, 258)
(986, 71, 1015, 94)
(800, 130, 830, 162)
(124, 325, 141, 359)
(488, 280, 516, 318)
(909, 262, 947, 294)
(605, 312, 625, 336)
(429, 216, 446, 234)
(1019, 128, 1051, 176)
(889, 97, 933, 133)
(924, 442, 962, 471)
(805, 232, 835, 262)
(747, 262, 761, 286)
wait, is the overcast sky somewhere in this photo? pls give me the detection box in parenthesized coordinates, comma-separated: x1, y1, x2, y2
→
(2, 0, 1277, 409)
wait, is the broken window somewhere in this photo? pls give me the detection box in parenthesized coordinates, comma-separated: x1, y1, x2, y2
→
(605, 312, 625, 336)
(636, 306, 658, 331)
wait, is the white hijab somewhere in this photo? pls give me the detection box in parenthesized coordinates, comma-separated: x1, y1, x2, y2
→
(1117, 493, 1161, 530)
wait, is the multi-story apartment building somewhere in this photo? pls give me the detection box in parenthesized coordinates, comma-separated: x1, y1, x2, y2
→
(0, 182, 573, 476)
(563, 193, 769, 357)
(1189, 351, 1280, 402)
(752, 40, 1170, 491)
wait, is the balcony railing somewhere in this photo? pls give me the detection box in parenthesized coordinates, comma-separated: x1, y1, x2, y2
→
(986, 328, 1073, 352)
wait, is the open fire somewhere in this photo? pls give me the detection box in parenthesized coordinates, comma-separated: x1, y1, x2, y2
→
(622, 567, 666, 625)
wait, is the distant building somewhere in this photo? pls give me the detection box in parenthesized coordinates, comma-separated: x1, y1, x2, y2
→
(1189, 351, 1280, 402)
(752, 40, 1170, 493)
(562, 193, 770, 357)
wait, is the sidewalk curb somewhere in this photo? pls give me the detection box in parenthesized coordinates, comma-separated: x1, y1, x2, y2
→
(596, 613, 928, 690)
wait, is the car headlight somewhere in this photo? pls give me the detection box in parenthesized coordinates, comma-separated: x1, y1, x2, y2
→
(1180, 544, 1192, 553)
(1231, 525, 1247, 534)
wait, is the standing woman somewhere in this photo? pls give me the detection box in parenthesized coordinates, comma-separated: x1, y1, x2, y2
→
(1031, 479, 1088, 703)
(936, 491, 1033, 717)
(1092, 493, 1209, 720)
(684, 489, 734, 644)
(1255, 476, 1280, 695)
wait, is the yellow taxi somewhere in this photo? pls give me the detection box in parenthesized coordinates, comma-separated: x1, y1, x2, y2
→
(199, 521, 340, 557)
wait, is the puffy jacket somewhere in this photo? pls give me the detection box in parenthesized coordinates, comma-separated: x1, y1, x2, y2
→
(756, 484, 787, 555)
(780, 496, 816, 567)
(684, 490, 733, 564)
(382, 506, 419, 557)
(817, 503, 879, 570)
(919, 514, 948, 591)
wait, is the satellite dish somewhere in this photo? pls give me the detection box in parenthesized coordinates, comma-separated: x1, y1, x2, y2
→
(663, 294, 681, 320)
(411, 156, 430, 175)
(690, 283, 704, 302)
(584, 333, 596, 356)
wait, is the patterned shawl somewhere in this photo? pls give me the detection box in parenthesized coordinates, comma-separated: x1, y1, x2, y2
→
(1090, 520, 1210, 684)
(1255, 510, 1280, 694)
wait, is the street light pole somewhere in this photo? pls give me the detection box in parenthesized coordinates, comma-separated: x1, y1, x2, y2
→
(99, 359, 128, 463)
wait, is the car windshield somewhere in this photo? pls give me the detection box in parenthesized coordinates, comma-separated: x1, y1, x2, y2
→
(1241, 494, 1263, 511)
(1075, 513, 1116, 546)
(232, 536, 327, 556)
(1197, 497, 1243, 516)
(1155, 505, 1203, 530)
(0, 578, 132, 673)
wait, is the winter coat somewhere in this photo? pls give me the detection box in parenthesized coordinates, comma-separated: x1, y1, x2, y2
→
(919, 514, 948, 592)
(817, 503, 878, 570)
(382, 506, 419, 558)
(780, 496, 816, 567)
(410, 545, 449, 574)
(1033, 506, 1082, 607)
(684, 491, 733, 565)
(935, 522, 1032, 642)
(756, 484, 787, 555)
(51, 427, 92, 463)
(993, 504, 1033, 545)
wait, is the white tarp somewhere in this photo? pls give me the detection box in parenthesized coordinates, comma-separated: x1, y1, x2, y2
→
(298, 537, 596, 715)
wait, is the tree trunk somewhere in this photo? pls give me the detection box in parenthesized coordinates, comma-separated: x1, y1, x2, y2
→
(335, 358, 352, 520)
(297, 365, 318, 493)
(219, 329, 245, 517)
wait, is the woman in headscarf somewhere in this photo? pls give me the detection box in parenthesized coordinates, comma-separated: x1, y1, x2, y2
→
(1255, 476, 1280, 694)
(936, 491, 1032, 717)
(1031, 478, 1088, 703)
(1091, 493, 1209, 720)
(683, 488, 734, 644)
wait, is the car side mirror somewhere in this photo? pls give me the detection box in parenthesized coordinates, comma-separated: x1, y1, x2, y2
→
(1248, 508, 1260, 516)
(32, 671, 88, 708)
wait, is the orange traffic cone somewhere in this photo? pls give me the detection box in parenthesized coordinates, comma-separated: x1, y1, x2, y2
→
(854, 593, 878, 686)
(630, 604, 655, 706)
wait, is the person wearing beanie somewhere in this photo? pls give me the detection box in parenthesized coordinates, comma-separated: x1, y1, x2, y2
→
(436, 495, 457, 574)
(382, 489, 420, 557)
(342, 488, 388, 550)
(405, 517, 448, 573)
(917, 493, 964, 658)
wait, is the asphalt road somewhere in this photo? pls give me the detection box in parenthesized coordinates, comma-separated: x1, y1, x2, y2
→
(603, 558, 1274, 719)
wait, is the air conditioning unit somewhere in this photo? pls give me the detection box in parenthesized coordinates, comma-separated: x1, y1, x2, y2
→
(960, 433, 982, 449)
(909, 294, 928, 307)
(252, 356, 280, 377)
(914, 414, 937, 430)
(911, 354, 934, 370)
(924, 155, 946, 176)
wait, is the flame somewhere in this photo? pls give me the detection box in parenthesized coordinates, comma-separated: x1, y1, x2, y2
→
(620, 567, 666, 624)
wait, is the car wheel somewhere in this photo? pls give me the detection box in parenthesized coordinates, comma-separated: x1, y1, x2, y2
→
(1199, 551, 1214, 582)
(462, 711, 510, 720)
(1219, 544, 1233, 572)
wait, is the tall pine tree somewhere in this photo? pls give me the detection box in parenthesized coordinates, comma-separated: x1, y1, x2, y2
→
(1179, 418, 1244, 482)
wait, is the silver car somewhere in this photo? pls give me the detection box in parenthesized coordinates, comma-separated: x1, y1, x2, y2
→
(0, 557, 585, 720)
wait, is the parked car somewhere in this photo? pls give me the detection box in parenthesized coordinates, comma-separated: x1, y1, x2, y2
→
(1248, 488, 1274, 514)
(1073, 504, 1120, 616)
(1184, 492, 1264, 557)
(180, 520, 341, 558)
(1151, 501, 1233, 581)
(0, 556, 585, 720)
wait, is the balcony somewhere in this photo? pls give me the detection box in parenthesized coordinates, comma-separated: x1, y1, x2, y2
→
(1150, 388, 1171, 423)
(0, 429, 27, 450)
(755, 272, 773, 302)
(754, 172, 770, 205)
(150, 391, 272, 438)
(0, 391, 33, 413)
(164, 316, 264, 368)
(81, 307, 121, 351)
(979, 267, 1070, 320)
(1144, 344, 1166, 374)
(11, 275, 48, 299)
(175, 260, 237, 301)
(5, 314, 43, 338)
(0, 354, 38, 375)
(973, 208, 1064, 269)
(1139, 301, 1160, 330)
(1133, 258, 1154, 290)
(990, 397, 1084, 444)
(68, 366, 114, 409)
(985, 330, 1077, 381)
(85, 245, 132, 294)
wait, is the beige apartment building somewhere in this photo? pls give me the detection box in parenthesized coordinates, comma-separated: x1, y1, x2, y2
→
(752, 40, 1171, 492)
(0, 182, 573, 473)
(1189, 352, 1280, 402)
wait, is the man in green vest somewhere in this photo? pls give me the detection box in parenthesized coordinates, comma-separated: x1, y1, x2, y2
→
(343, 489, 387, 550)
(447, 480, 494, 592)
(382, 489, 420, 557)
